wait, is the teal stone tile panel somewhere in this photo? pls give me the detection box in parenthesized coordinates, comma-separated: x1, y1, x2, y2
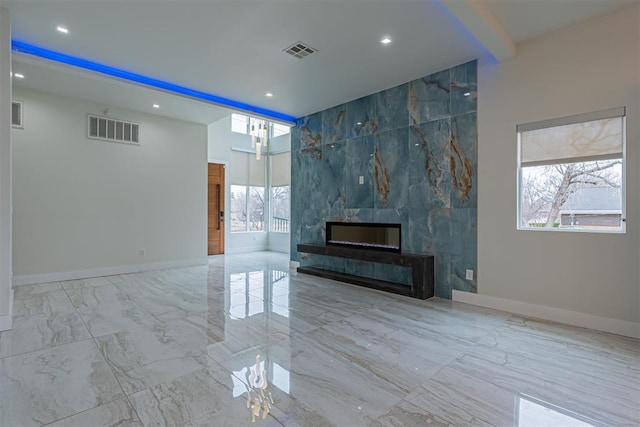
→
(323, 141, 348, 211)
(450, 208, 477, 293)
(347, 95, 377, 137)
(408, 119, 452, 211)
(322, 104, 348, 145)
(344, 209, 375, 223)
(373, 128, 409, 210)
(345, 136, 375, 209)
(409, 69, 450, 125)
(450, 112, 477, 207)
(450, 60, 477, 117)
(298, 112, 323, 154)
(434, 254, 452, 299)
(376, 83, 409, 133)
(406, 207, 451, 256)
(291, 124, 301, 152)
(294, 149, 325, 210)
(300, 208, 328, 246)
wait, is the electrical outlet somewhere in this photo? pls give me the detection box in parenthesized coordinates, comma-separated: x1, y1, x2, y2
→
(359, 176, 364, 185)
(139, 249, 145, 256)
(465, 269, 474, 280)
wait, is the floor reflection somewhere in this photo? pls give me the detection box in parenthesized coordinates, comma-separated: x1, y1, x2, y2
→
(206, 253, 639, 426)
(517, 394, 609, 427)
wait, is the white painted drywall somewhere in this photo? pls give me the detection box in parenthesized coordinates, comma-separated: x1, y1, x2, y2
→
(12, 88, 208, 278)
(477, 6, 639, 324)
(0, 7, 13, 330)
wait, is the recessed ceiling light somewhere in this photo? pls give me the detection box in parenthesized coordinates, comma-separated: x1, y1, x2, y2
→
(56, 25, 69, 34)
(463, 92, 471, 97)
(380, 36, 392, 45)
(265, 92, 273, 97)
(152, 104, 160, 109)
(13, 72, 24, 79)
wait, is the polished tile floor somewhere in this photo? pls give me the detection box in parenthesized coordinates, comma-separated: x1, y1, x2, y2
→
(1, 252, 638, 426)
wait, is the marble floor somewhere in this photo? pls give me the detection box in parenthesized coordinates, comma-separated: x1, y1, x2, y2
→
(1, 252, 638, 427)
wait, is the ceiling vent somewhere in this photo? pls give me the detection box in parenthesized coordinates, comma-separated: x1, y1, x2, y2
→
(88, 114, 140, 145)
(283, 41, 317, 59)
(12, 101, 23, 129)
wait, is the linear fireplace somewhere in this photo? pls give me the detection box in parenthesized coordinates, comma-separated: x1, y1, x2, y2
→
(326, 222, 401, 253)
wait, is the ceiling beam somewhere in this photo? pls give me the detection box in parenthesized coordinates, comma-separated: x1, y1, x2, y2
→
(438, 0, 516, 62)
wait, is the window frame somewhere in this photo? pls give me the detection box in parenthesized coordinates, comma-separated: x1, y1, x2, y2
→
(516, 108, 626, 234)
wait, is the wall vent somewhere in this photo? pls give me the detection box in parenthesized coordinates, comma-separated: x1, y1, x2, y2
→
(283, 41, 317, 59)
(88, 114, 140, 145)
(12, 101, 23, 129)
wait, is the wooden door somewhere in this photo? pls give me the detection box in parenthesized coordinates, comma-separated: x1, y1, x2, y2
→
(208, 163, 225, 255)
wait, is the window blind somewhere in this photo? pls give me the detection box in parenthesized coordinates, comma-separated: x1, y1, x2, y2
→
(271, 152, 291, 187)
(518, 107, 624, 167)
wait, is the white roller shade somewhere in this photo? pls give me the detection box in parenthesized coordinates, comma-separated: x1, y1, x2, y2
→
(230, 150, 266, 186)
(230, 150, 249, 184)
(271, 152, 291, 186)
(519, 108, 624, 167)
(249, 154, 265, 186)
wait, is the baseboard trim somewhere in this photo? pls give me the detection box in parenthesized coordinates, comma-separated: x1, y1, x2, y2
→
(13, 258, 208, 286)
(289, 260, 300, 270)
(225, 246, 269, 255)
(452, 290, 640, 339)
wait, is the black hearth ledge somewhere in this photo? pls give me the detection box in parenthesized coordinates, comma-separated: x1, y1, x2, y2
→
(296, 244, 434, 300)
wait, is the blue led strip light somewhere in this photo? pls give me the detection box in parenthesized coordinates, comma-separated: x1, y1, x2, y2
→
(12, 40, 297, 123)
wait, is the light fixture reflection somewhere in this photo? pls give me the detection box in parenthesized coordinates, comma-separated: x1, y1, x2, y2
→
(517, 394, 606, 427)
(244, 355, 274, 422)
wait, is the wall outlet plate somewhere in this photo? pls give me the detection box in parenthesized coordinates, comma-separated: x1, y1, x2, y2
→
(359, 176, 364, 185)
(466, 269, 474, 280)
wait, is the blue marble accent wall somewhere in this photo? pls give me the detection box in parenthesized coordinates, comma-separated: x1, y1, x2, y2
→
(291, 60, 477, 298)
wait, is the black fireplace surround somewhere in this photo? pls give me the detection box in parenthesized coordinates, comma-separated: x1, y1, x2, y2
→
(297, 221, 434, 299)
(326, 222, 401, 253)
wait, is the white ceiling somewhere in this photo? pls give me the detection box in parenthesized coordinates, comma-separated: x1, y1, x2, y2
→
(4, 0, 638, 123)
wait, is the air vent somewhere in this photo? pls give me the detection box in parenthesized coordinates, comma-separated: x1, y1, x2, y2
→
(12, 101, 23, 129)
(283, 41, 317, 59)
(88, 114, 139, 145)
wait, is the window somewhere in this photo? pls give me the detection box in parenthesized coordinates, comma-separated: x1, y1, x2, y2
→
(271, 123, 290, 138)
(230, 185, 247, 232)
(271, 186, 290, 232)
(230, 150, 265, 232)
(248, 186, 265, 231)
(231, 113, 249, 134)
(517, 108, 625, 232)
(270, 152, 291, 232)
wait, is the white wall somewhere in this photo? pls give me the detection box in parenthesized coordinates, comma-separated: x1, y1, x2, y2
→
(0, 7, 13, 330)
(12, 88, 208, 282)
(476, 7, 639, 328)
(208, 115, 268, 254)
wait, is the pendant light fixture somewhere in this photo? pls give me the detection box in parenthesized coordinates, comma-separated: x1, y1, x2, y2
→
(250, 118, 269, 160)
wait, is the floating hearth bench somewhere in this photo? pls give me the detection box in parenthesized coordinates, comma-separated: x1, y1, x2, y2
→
(296, 243, 434, 299)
